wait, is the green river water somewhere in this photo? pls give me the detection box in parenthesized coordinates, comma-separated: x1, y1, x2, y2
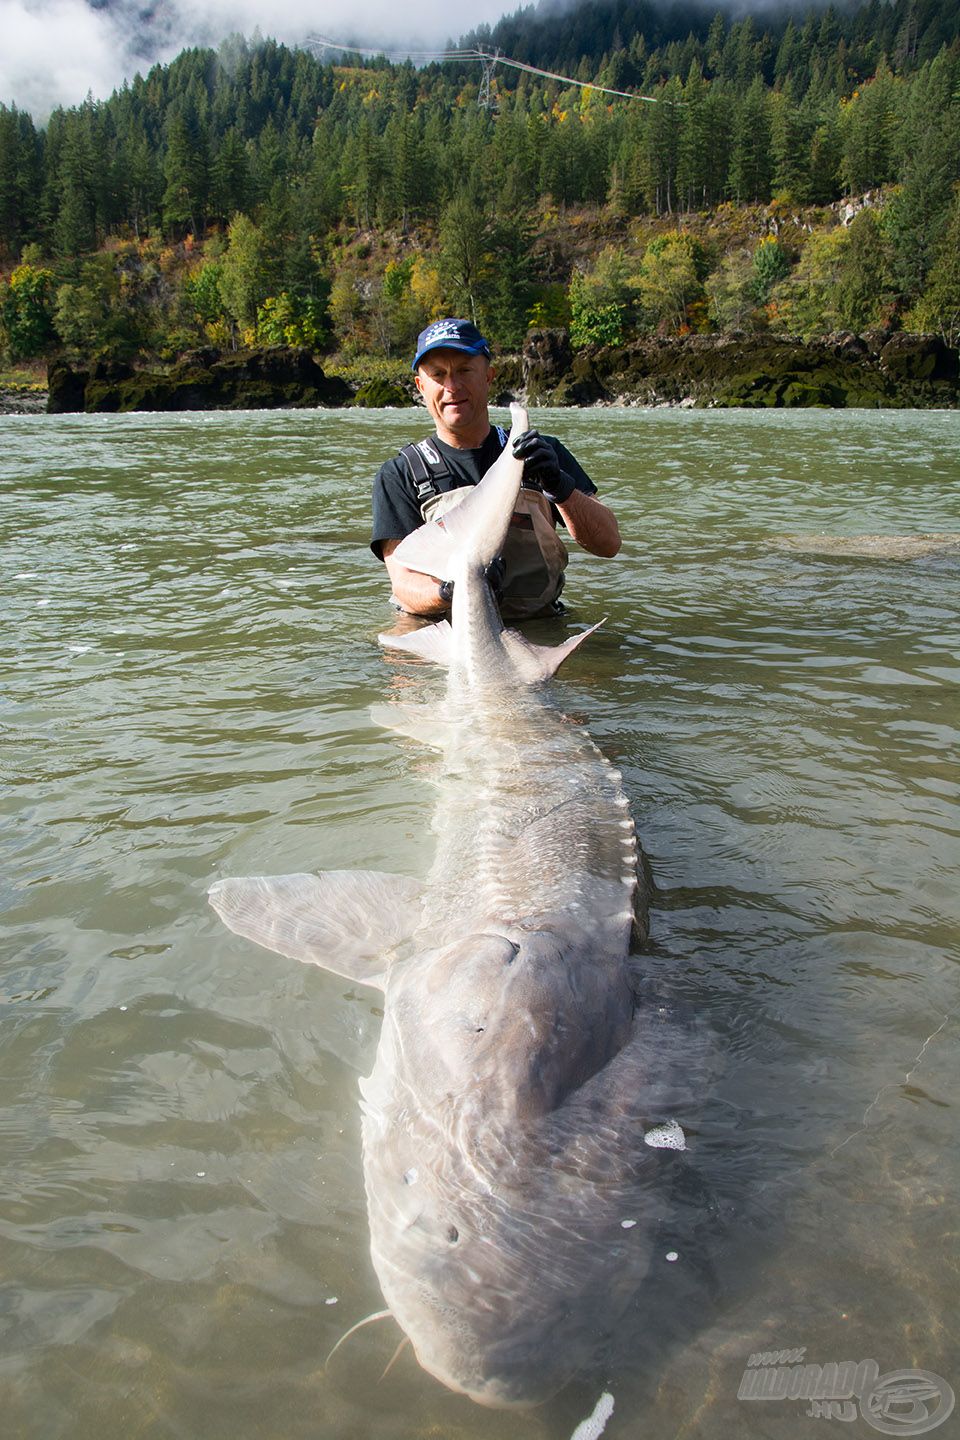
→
(2, 407, 959, 1440)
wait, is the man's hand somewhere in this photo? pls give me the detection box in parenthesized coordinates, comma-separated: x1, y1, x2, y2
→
(437, 556, 505, 607)
(385, 540, 508, 616)
(512, 430, 576, 505)
(383, 539, 449, 616)
(484, 555, 506, 601)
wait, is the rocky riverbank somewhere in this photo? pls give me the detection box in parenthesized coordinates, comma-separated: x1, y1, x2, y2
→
(41, 332, 960, 414)
(512, 329, 960, 409)
(46, 347, 354, 414)
(1, 386, 48, 414)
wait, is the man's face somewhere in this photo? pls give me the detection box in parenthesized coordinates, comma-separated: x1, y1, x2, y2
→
(415, 349, 493, 444)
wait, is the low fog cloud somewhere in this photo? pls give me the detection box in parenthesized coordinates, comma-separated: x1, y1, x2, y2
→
(0, 0, 511, 118)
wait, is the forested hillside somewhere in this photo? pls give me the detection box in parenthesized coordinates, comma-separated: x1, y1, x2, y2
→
(1, 0, 959, 376)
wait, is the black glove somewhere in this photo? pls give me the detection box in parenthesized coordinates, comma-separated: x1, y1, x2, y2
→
(484, 555, 505, 602)
(512, 430, 576, 505)
(437, 557, 505, 608)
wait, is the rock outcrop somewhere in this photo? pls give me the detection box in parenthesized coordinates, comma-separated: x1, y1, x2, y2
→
(513, 330, 960, 409)
(48, 347, 353, 414)
(352, 378, 415, 407)
(0, 386, 47, 414)
(44, 333, 960, 415)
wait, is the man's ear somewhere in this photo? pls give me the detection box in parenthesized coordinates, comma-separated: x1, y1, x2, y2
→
(414, 371, 425, 395)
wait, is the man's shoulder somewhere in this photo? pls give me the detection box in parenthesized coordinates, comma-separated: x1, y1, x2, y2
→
(376, 437, 434, 486)
(385, 435, 435, 462)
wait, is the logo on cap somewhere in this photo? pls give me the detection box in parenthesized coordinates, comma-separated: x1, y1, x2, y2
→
(412, 318, 491, 370)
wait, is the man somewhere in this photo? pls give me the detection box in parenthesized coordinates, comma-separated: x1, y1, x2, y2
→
(370, 318, 621, 620)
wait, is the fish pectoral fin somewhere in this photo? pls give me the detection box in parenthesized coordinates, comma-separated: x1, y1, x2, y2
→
(389, 517, 457, 582)
(208, 870, 423, 988)
(378, 619, 454, 667)
(369, 701, 449, 748)
(501, 619, 605, 683)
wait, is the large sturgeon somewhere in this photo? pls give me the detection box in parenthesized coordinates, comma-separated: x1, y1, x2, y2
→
(209, 405, 693, 1407)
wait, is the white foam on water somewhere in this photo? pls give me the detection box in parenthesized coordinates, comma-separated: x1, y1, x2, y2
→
(643, 1119, 686, 1150)
(569, 1391, 615, 1440)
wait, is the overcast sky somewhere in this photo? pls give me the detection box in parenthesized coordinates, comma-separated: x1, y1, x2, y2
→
(0, 0, 515, 118)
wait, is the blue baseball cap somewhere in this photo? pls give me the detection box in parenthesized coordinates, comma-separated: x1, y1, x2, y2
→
(412, 318, 491, 371)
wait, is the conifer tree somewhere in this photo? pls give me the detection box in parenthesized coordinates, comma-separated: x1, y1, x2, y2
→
(774, 21, 802, 89)
(677, 62, 711, 211)
(703, 83, 735, 206)
(728, 75, 773, 203)
(643, 77, 683, 214)
(162, 111, 208, 237)
(770, 81, 813, 200)
(840, 62, 900, 194)
(209, 128, 250, 225)
(807, 110, 843, 204)
(886, 49, 960, 298)
(382, 112, 423, 231)
(0, 109, 19, 256)
(0, 113, 32, 252)
(54, 113, 97, 256)
(910, 189, 960, 345)
(834, 208, 894, 329)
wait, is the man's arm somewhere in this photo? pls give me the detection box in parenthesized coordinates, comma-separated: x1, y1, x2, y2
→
(555, 489, 621, 557)
(382, 538, 450, 617)
(511, 431, 621, 558)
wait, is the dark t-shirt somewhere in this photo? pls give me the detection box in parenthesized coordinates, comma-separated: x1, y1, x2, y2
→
(370, 427, 597, 560)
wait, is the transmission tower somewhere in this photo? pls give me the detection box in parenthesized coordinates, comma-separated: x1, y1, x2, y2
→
(477, 49, 500, 110)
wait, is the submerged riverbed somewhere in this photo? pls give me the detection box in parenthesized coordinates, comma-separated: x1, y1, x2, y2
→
(2, 407, 958, 1439)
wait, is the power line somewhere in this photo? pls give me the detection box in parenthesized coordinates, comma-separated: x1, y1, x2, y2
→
(306, 34, 662, 105)
(493, 53, 659, 103)
(308, 35, 481, 61)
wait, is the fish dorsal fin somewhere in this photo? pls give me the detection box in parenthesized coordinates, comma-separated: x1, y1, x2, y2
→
(208, 870, 423, 988)
(500, 619, 605, 684)
(378, 619, 454, 667)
